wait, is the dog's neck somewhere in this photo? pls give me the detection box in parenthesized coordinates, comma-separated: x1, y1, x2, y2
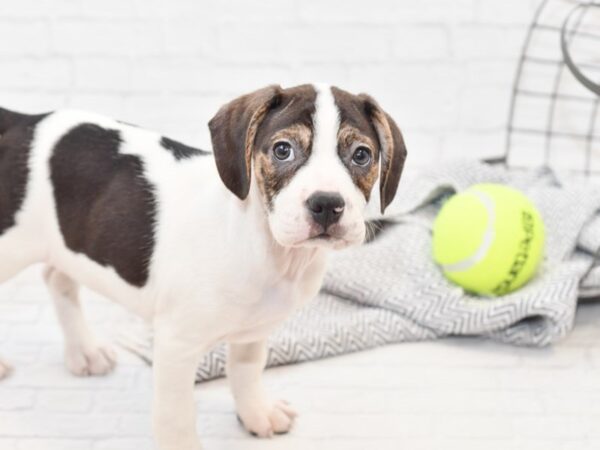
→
(272, 244, 327, 281)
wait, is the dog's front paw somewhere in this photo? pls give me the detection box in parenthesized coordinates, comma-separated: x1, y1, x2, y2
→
(238, 399, 297, 438)
(65, 343, 117, 376)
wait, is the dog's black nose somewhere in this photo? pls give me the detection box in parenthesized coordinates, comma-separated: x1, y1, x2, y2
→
(306, 191, 345, 229)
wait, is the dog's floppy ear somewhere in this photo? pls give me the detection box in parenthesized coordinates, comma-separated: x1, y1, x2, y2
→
(208, 85, 282, 200)
(359, 94, 407, 214)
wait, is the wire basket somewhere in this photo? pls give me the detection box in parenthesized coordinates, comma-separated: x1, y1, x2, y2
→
(503, 0, 600, 175)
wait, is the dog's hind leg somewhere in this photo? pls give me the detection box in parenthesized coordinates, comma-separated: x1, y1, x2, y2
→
(44, 266, 117, 376)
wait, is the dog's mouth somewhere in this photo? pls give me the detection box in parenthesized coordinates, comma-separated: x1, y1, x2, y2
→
(276, 221, 357, 249)
(292, 228, 349, 248)
(310, 232, 333, 240)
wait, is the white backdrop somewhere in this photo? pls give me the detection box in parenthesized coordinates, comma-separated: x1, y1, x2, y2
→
(0, 0, 539, 165)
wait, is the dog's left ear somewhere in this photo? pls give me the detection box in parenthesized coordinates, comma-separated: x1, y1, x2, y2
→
(359, 94, 407, 214)
(208, 85, 282, 200)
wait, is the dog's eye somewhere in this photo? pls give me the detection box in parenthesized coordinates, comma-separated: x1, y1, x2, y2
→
(273, 141, 294, 161)
(351, 146, 371, 166)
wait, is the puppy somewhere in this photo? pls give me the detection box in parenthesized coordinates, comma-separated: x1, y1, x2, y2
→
(0, 84, 406, 449)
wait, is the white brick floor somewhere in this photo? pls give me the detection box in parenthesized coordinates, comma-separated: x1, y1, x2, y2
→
(2, 265, 600, 450)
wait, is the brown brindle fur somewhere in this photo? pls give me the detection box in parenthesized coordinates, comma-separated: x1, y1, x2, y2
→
(253, 124, 313, 209)
(336, 125, 379, 200)
(210, 85, 318, 206)
(209, 85, 282, 200)
(0, 111, 49, 236)
(211, 84, 406, 213)
(330, 87, 383, 201)
(332, 86, 407, 213)
(251, 86, 317, 209)
(271, 124, 312, 151)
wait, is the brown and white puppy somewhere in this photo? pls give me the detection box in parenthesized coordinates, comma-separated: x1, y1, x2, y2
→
(0, 84, 406, 450)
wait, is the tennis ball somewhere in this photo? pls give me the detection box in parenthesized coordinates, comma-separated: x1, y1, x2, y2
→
(432, 183, 545, 296)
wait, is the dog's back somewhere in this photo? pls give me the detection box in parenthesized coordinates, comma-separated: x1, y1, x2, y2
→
(0, 107, 214, 309)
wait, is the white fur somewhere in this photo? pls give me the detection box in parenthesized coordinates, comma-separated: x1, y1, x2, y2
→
(0, 85, 374, 450)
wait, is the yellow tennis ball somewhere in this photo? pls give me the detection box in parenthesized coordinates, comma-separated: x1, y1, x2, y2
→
(432, 183, 545, 296)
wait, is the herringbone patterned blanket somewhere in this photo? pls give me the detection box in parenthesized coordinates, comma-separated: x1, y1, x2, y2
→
(121, 161, 600, 382)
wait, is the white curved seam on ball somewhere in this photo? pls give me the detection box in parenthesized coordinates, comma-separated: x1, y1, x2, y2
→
(441, 190, 496, 273)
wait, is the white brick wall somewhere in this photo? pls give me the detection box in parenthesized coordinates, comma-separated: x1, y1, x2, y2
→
(0, 0, 540, 164)
(11, 3, 594, 448)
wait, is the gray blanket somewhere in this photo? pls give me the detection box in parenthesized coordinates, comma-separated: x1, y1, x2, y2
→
(120, 161, 600, 382)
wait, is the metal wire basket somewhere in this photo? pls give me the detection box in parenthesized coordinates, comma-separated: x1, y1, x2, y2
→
(498, 0, 600, 297)
(503, 0, 600, 175)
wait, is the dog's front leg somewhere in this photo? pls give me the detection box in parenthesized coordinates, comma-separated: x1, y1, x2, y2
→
(227, 340, 297, 437)
(153, 328, 205, 450)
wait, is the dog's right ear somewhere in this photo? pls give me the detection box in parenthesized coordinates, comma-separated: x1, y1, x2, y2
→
(208, 85, 282, 200)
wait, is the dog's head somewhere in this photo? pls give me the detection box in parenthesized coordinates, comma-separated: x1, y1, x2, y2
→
(209, 84, 407, 249)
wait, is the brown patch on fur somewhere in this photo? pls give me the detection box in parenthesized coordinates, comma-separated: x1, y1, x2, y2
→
(254, 123, 314, 209)
(50, 123, 156, 287)
(337, 126, 371, 149)
(209, 84, 405, 212)
(353, 158, 380, 200)
(251, 86, 317, 209)
(331, 86, 382, 201)
(336, 125, 379, 200)
(331, 86, 407, 213)
(209, 85, 317, 205)
(209, 85, 282, 200)
(0, 109, 49, 236)
(244, 99, 275, 183)
(271, 124, 312, 150)
(253, 151, 278, 208)
(359, 94, 407, 213)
